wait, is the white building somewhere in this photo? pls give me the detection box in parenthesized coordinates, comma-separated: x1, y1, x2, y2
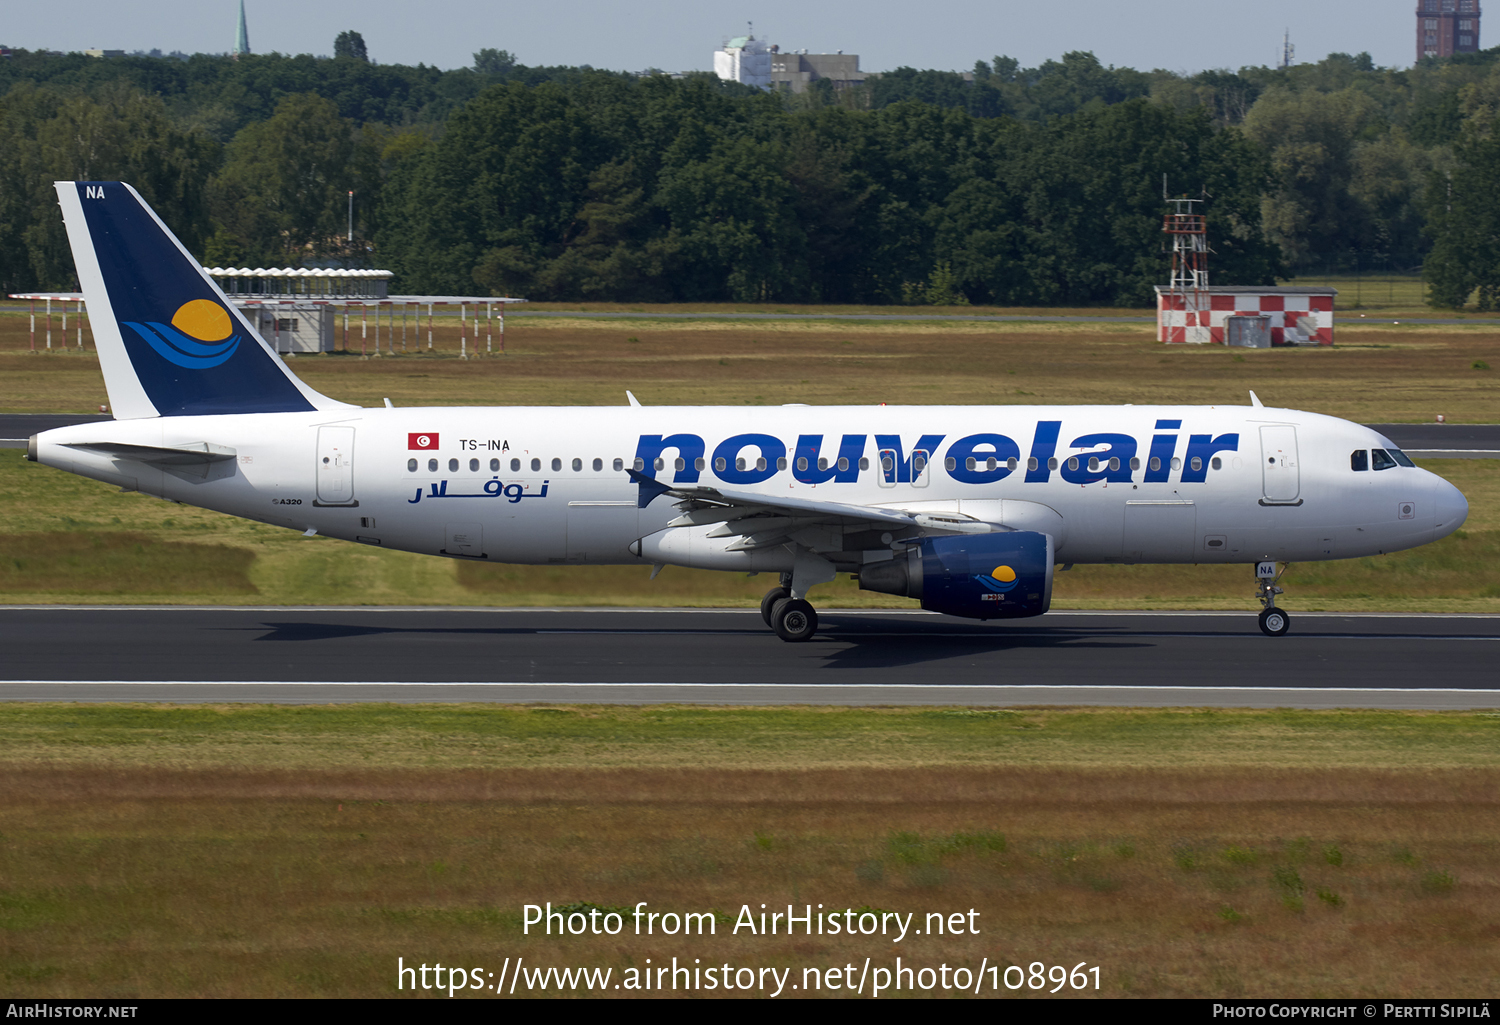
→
(713, 33, 773, 89)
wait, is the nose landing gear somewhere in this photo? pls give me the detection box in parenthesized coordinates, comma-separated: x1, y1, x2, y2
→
(1256, 561, 1291, 636)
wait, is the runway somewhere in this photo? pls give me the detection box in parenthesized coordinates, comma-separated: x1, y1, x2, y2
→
(2, 607, 1496, 708)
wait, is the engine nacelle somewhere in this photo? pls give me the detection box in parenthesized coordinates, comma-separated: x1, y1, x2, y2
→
(858, 531, 1054, 620)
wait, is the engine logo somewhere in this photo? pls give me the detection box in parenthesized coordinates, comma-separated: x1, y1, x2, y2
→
(975, 565, 1019, 593)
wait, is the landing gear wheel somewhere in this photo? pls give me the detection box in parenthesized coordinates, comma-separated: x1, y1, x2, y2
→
(760, 586, 790, 628)
(1259, 607, 1291, 637)
(773, 598, 819, 642)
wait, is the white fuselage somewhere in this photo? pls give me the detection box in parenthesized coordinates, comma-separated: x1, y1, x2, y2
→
(34, 403, 1469, 577)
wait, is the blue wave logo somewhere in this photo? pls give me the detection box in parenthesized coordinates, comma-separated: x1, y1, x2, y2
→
(123, 321, 240, 369)
(974, 565, 1019, 593)
(122, 300, 240, 369)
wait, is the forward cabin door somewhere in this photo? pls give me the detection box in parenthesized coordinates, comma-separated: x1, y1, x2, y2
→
(315, 426, 356, 506)
(1260, 425, 1300, 503)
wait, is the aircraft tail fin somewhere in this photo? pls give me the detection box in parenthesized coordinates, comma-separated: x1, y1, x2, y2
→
(55, 181, 354, 419)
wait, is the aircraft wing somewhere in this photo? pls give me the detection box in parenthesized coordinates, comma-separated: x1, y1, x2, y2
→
(629, 468, 991, 554)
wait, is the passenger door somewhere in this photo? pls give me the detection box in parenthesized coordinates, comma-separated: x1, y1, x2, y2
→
(1260, 425, 1300, 504)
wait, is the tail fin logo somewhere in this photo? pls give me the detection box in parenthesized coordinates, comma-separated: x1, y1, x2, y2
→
(121, 299, 241, 369)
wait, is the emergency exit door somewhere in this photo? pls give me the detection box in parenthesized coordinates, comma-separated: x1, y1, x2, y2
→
(316, 426, 356, 506)
(1260, 425, 1300, 503)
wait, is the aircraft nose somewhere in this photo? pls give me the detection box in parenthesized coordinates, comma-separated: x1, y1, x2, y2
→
(1432, 476, 1469, 539)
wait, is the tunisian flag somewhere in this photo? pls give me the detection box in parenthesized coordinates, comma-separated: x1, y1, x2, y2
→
(408, 433, 439, 450)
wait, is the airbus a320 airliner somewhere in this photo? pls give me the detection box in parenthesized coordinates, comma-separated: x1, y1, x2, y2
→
(28, 182, 1470, 640)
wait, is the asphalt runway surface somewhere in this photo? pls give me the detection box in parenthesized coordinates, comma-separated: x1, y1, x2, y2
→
(1, 607, 1496, 708)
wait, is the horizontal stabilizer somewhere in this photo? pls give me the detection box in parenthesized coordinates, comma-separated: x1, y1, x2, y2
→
(62, 440, 237, 466)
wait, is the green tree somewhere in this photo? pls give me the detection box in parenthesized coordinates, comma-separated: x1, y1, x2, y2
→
(473, 49, 517, 77)
(209, 93, 377, 266)
(1243, 87, 1385, 266)
(334, 31, 369, 62)
(1424, 113, 1500, 308)
(0, 84, 218, 291)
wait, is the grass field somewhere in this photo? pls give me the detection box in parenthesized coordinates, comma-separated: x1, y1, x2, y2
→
(2, 704, 1497, 998)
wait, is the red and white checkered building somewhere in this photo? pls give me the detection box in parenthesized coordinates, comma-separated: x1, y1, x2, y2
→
(1155, 286, 1337, 346)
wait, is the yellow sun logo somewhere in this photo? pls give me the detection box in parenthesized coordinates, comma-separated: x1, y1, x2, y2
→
(170, 299, 232, 341)
(990, 566, 1017, 583)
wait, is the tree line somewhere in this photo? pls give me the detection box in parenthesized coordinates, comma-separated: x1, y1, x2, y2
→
(2, 42, 1499, 306)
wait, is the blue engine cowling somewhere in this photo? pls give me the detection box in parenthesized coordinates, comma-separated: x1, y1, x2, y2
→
(858, 531, 1054, 620)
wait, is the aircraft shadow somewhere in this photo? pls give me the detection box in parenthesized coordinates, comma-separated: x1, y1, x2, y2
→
(243, 619, 1153, 671)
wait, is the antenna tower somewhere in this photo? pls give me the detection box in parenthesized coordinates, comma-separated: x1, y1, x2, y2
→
(1164, 188, 1211, 343)
(1279, 29, 1295, 69)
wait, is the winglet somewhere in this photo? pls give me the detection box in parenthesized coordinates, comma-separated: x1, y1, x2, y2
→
(1249, 390, 1264, 408)
(627, 466, 673, 508)
(626, 390, 641, 408)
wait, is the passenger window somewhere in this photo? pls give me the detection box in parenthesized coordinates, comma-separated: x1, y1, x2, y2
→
(613, 458, 623, 471)
(1048, 458, 1058, 471)
(1210, 457, 1222, 470)
(797, 457, 809, 472)
(1190, 456, 1202, 472)
(859, 457, 869, 471)
(407, 458, 417, 472)
(1067, 457, 1079, 471)
(715, 457, 728, 472)
(777, 457, 787, 471)
(572, 458, 582, 472)
(818, 457, 828, 471)
(838, 457, 849, 471)
(490, 458, 500, 471)
(1149, 456, 1160, 472)
(1130, 457, 1141, 471)
(1170, 456, 1181, 471)
(965, 457, 976, 471)
(531, 458, 541, 471)
(1372, 449, 1397, 471)
(592, 458, 602, 471)
(552, 457, 563, 471)
(1351, 450, 1368, 471)
(1006, 457, 1017, 471)
(469, 458, 479, 472)
(1108, 457, 1120, 471)
(1028, 457, 1039, 471)
(428, 458, 438, 472)
(448, 458, 459, 472)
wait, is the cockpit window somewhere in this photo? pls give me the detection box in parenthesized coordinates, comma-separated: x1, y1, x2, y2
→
(1351, 450, 1368, 471)
(1390, 448, 1415, 467)
(1372, 448, 1398, 471)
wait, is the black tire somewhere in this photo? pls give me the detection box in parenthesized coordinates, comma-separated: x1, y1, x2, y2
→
(773, 598, 819, 642)
(760, 586, 790, 628)
(1259, 607, 1291, 637)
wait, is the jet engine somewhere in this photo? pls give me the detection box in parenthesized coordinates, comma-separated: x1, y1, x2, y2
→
(858, 531, 1054, 620)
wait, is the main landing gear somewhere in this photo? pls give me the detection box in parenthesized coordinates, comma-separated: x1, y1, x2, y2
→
(1256, 561, 1291, 636)
(761, 575, 819, 642)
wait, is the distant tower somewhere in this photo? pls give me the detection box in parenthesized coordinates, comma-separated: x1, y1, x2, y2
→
(1279, 29, 1295, 69)
(1417, 0, 1481, 62)
(233, 0, 250, 58)
(1164, 191, 1211, 344)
